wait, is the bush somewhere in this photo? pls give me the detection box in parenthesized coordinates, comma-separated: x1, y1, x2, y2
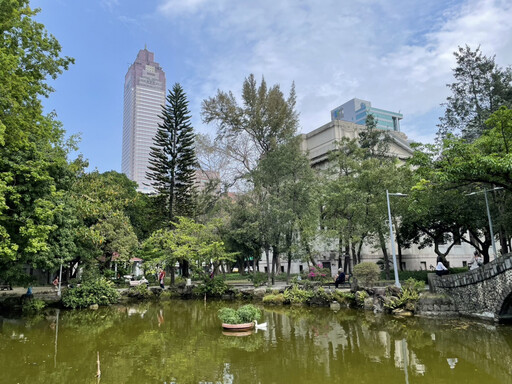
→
(382, 270, 429, 283)
(354, 290, 369, 307)
(283, 284, 313, 305)
(332, 291, 355, 307)
(353, 262, 380, 288)
(237, 304, 261, 323)
(217, 304, 262, 324)
(62, 277, 120, 309)
(262, 293, 286, 305)
(384, 278, 425, 311)
(22, 299, 46, 313)
(307, 264, 331, 283)
(247, 272, 268, 287)
(193, 276, 228, 297)
(127, 284, 153, 300)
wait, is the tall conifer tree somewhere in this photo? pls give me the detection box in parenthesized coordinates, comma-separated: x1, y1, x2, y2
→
(147, 83, 197, 225)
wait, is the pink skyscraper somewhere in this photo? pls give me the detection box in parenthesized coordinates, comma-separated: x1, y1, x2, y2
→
(121, 48, 166, 192)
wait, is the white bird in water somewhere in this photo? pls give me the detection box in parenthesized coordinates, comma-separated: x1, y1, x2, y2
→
(254, 320, 267, 330)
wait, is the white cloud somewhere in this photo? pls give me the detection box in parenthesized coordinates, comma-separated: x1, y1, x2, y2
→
(157, 0, 211, 15)
(157, 0, 512, 143)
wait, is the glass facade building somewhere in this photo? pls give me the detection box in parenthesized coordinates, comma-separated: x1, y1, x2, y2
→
(331, 98, 402, 132)
(121, 49, 166, 193)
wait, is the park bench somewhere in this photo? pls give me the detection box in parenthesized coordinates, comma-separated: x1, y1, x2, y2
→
(0, 282, 13, 291)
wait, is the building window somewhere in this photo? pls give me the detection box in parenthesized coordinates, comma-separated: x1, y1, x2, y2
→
(281, 266, 285, 273)
(299, 265, 303, 272)
(401, 262, 406, 270)
(420, 262, 427, 271)
(264, 266, 268, 273)
(462, 261, 467, 267)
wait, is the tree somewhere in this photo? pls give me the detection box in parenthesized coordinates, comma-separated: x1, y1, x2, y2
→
(202, 74, 298, 175)
(0, 1, 75, 285)
(438, 45, 512, 141)
(147, 83, 198, 224)
(141, 217, 235, 283)
(71, 171, 140, 274)
(202, 74, 299, 283)
(358, 113, 391, 157)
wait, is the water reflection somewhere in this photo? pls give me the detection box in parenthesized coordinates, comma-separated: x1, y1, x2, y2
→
(1, 302, 512, 383)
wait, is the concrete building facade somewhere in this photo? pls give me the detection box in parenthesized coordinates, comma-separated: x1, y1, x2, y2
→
(278, 117, 476, 276)
(121, 48, 166, 193)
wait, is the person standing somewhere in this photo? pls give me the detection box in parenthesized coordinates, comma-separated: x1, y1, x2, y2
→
(158, 269, 166, 289)
(469, 251, 483, 270)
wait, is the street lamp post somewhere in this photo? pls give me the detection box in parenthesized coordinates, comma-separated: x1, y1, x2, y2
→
(467, 187, 503, 259)
(386, 190, 408, 288)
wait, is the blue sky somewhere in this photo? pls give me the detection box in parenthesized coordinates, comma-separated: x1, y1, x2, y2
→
(33, 0, 512, 173)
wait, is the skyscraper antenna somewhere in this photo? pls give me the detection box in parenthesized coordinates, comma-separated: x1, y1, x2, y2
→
(144, 43, 147, 50)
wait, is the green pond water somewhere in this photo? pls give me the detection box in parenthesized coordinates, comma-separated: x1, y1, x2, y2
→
(1, 300, 512, 384)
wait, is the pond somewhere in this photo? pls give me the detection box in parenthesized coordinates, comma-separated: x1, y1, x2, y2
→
(1, 300, 512, 384)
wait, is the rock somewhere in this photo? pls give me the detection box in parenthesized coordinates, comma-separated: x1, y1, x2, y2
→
(363, 297, 374, 311)
(89, 304, 99, 310)
(253, 287, 267, 300)
(330, 301, 341, 311)
(392, 309, 413, 317)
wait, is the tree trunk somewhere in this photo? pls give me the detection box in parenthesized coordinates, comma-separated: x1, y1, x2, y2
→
(271, 245, 278, 285)
(286, 250, 292, 284)
(306, 242, 316, 267)
(378, 229, 390, 280)
(265, 246, 271, 285)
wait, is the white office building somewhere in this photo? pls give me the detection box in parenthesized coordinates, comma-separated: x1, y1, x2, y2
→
(121, 48, 166, 193)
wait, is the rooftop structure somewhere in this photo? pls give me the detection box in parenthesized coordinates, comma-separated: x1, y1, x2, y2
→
(330, 98, 403, 132)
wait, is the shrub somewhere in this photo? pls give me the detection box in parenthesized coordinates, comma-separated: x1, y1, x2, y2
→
(283, 284, 313, 305)
(354, 290, 369, 307)
(22, 299, 46, 313)
(247, 272, 268, 287)
(217, 304, 261, 324)
(62, 277, 120, 309)
(193, 276, 228, 297)
(332, 291, 356, 307)
(237, 304, 261, 323)
(307, 264, 331, 283)
(384, 278, 425, 311)
(262, 293, 285, 305)
(127, 284, 153, 300)
(353, 262, 380, 288)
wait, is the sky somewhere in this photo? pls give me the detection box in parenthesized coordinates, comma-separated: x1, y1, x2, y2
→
(32, 0, 512, 173)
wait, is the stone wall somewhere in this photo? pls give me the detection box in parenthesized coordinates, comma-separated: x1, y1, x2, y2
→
(429, 254, 512, 321)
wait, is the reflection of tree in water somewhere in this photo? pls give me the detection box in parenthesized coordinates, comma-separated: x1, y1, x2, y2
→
(2, 301, 512, 383)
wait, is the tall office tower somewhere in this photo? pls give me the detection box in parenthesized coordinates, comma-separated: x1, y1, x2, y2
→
(122, 48, 166, 193)
(331, 98, 403, 132)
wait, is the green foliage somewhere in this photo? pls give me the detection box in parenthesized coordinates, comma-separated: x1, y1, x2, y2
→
(283, 284, 314, 305)
(0, 0, 78, 285)
(332, 291, 356, 307)
(384, 278, 424, 311)
(353, 262, 380, 288)
(247, 272, 268, 287)
(438, 45, 512, 141)
(381, 270, 430, 283)
(193, 276, 228, 297)
(217, 304, 261, 324)
(262, 293, 286, 305)
(354, 290, 369, 307)
(147, 83, 198, 223)
(237, 304, 261, 323)
(128, 284, 153, 300)
(307, 265, 331, 283)
(62, 277, 119, 309)
(22, 298, 46, 313)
